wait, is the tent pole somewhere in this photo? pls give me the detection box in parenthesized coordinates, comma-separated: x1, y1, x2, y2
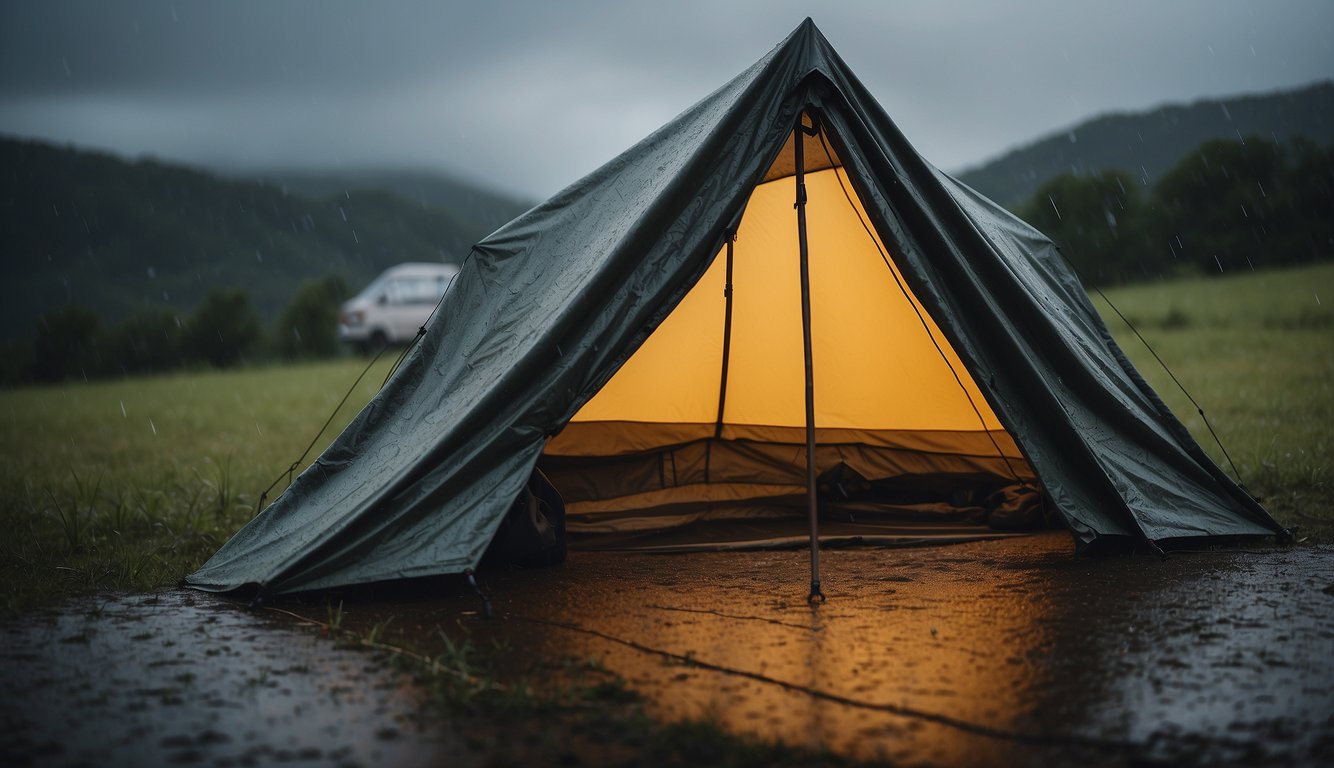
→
(794, 114, 825, 605)
(713, 231, 736, 441)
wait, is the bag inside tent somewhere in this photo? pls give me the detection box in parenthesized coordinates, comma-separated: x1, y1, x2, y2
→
(539, 117, 1047, 552)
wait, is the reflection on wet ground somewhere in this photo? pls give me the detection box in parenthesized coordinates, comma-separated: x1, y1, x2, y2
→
(2, 533, 1332, 766)
(425, 532, 1334, 765)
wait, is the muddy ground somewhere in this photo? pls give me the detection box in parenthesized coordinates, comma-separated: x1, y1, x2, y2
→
(3, 532, 1333, 767)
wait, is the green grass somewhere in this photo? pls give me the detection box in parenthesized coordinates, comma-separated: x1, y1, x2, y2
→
(0, 356, 396, 616)
(1091, 262, 1333, 539)
(1, 264, 1331, 616)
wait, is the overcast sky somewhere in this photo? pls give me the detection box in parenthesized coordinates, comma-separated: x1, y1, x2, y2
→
(1, 1, 1331, 199)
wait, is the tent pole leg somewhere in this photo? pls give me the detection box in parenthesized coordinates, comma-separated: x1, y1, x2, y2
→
(795, 114, 826, 605)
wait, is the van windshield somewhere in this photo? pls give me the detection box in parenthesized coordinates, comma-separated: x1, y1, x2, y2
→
(351, 267, 457, 305)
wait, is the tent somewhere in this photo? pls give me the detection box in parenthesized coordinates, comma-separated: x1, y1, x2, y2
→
(187, 19, 1284, 598)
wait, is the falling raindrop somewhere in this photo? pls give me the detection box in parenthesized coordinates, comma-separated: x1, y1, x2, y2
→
(149, 418, 157, 436)
(1213, 255, 1224, 273)
(339, 207, 348, 221)
(256, 251, 263, 263)
(1240, 204, 1249, 219)
(1047, 196, 1061, 221)
(1315, 292, 1322, 306)
(120, 400, 127, 418)
(353, 230, 360, 244)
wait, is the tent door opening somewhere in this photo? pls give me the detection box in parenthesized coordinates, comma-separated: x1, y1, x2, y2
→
(539, 113, 1042, 552)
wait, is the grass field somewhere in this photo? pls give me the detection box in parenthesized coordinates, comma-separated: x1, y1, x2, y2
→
(0, 356, 399, 615)
(1091, 262, 1333, 538)
(1, 263, 1331, 616)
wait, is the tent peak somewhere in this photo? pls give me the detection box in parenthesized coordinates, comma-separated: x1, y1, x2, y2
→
(790, 17, 821, 43)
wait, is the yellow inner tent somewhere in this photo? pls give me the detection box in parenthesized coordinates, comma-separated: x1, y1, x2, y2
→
(541, 135, 1035, 537)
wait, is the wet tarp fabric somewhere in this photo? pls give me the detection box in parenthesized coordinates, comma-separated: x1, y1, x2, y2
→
(187, 19, 1283, 595)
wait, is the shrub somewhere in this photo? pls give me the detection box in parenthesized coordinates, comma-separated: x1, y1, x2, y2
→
(101, 308, 185, 375)
(32, 305, 102, 383)
(275, 275, 349, 360)
(182, 289, 261, 368)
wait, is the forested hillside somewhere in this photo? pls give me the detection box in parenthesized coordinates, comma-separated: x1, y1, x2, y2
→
(0, 138, 526, 342)
(1015, 135, 1333, 286)
(958, 81, 1334, 207)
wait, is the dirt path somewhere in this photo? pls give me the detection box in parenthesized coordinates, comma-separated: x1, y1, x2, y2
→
(3, 533, 1333, 766)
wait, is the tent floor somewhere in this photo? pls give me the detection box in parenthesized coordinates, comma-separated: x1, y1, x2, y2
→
(568, 517, 1031, 553)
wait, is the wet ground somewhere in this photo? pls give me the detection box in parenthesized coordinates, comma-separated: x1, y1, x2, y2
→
(3, 533, 1333, 766)
(0, 591, 458, 767)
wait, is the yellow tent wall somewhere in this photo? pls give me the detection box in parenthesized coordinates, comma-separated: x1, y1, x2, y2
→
(542, 146, 1035, 534)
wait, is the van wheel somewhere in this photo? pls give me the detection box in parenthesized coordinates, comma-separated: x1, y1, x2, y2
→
(367, 331, 389, 356)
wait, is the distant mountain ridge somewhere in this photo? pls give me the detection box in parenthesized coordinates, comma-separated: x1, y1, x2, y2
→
(0, 137, 530, 342)
(245, 168, 534, 227)
(956, 81, 1334, 207)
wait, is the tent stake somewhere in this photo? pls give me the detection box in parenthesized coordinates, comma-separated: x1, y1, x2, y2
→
(464, 569, 494, 619)
(795, 115, 825, 605)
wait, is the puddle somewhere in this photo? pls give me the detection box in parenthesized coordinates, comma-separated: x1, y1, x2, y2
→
(3, 533, 1332, 766)
(339, 532, 1334, 765)
(0, 591, 459, 767)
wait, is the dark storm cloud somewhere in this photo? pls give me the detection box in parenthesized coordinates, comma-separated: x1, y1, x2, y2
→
(1, 1, 1331, 197)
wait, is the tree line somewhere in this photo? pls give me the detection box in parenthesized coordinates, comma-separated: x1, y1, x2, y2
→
(1016, 135, 1333, 285)
(2, 276, 350, 386)
(7, 134, 1329, 387)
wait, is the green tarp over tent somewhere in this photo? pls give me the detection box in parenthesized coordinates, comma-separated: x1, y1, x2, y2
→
(188, 19, 1283, 596)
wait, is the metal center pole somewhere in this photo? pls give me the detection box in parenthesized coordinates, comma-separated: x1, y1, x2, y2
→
(794, 115, 825, 605)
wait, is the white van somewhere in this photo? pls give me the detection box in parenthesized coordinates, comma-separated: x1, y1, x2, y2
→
(338, 262, 460, 352)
